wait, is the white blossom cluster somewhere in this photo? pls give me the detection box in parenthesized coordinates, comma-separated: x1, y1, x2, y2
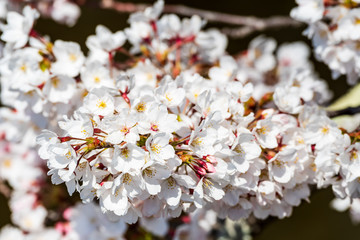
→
(291, 0, 360, 84)
(331, 197, 360, 224)
(0, 0, 80, 27)
(0, 141, 48, 233)
(0, 202, 127, 240)
(28, 1, 354, 223)
(1, 0, 360, 239)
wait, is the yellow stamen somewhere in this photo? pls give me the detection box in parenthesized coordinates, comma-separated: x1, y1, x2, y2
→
(151, 144, 161, 154)
(94, 76, 101, 83)
(2, 159, 11, 168)
(69, 53, 77, 62)
(96, 100, 107, 109)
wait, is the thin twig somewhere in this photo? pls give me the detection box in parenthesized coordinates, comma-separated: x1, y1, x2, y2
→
(221, 26, 255, 38)
(0, 180, 11, 198)
(327, 106, 360, 118)
(100, 0, 303, 38)
(222, 16, 303, 38)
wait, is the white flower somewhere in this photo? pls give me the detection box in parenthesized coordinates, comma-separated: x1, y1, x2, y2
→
(254, 117, 279, 149)
(283, 184, 310, 206)
(247, 35, 276, 72)
(112, 143, 145, 173)
(127, 59, 160, 88)
(48, 142, 77, 182)
(158, 177, 182, 207)
(305, 115, 342, 150)
(51, 40, 85, 77)
(1, 6, 39, 49)
(290, 0, 324, 23)
(209, 55, 238, 83)
(100, 172, 143, 216)
(188, 128, 217, 156)
(81, 61, 115, 91)
(277, 42, 310, 70)
(226, 82, 253, 103)
(6, 48, 48, 92)
(86, 25, 126, 62)
(0, 225, 25, 240)
(69, 202, 127, 239)
(146, 132, 175, 162)
(231, 131, 261, 173)
(36, 130, 60, 159)
(196, 29, 228, 62)
(51, 0, 81, 27)
(82, 88, 115, 116)
(256, 181, 279, 206)
(142, 161, 171, 195)
(125, 21, 153, 53)
(268, 148, 297, 184)
(138, 104, 179, 135)
(273, 85, 302, 114)
(194, 177, 224, 208)
(140, 217, 169, 237)
(42, 75, 77, 103)
(59, 112, 94, 139)
(155, 79, 186, 108)
(104, 112, 139, 144)
(10, 193, 47, 232)
(129, 0, 163, 23)
(99, 181, 130, 217)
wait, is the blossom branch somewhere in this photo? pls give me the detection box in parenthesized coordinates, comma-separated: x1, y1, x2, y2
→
(100, 0, 303, 38)
(221, 16, 303, 38)
(327, 106, 360, 118)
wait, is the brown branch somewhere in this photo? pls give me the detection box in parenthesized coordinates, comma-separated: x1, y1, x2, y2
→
(0, 180, 11, 198)
(222, 16, 303, 38)
(222, 26, 255, 38)
(327, 106, 360, 118)
(100, 0, 303, 38)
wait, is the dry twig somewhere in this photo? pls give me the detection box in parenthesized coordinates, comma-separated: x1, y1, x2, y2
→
(100, 0, 303, 38)
(0, 180, 10, 198)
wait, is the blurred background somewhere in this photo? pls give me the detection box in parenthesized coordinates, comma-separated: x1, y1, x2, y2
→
(0, 0, 359, 239)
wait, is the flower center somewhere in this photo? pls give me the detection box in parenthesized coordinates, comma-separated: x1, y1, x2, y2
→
(151, 144, 161, 154)
(136, 102, 146, 112)
(96, 100, 107, 109)
(94, 76, 101, 83)
(120, 147, 129, 159)
(69, 53, 77, 62)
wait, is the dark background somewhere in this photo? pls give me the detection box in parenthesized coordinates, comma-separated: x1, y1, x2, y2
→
(1, 0, 358, 239)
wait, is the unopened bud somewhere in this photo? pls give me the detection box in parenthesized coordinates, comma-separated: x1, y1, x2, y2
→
(193, 165, 206, 176)
(93, 128, 102, 134)
(198, 160, 216, 173)
(63, 208, 73, 221)
(55, 222, 70, 235)
(203, 155, 217, 164)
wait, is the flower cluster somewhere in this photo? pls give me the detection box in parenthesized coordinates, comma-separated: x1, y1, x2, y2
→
(291, 0, 360, 84)
(29, 1, 349, 224)
(0, 0, 80, 27)
(1, 0, 360, 239)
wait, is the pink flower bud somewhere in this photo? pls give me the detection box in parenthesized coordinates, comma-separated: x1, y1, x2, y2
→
(181, 215, 191, 224)
(198, 160, 216, 173)
(63, 222, 71, 234)
(193, 165, 206, 176)
(58, 136, 72, 142)
(55, 222, 71, 235)
(55, 222, 63, 233)
(63, 208, 73, 221)
(204, 155, 217, 164)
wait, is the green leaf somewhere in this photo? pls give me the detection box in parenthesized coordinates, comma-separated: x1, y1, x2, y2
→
(327, 83, 360, 111)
